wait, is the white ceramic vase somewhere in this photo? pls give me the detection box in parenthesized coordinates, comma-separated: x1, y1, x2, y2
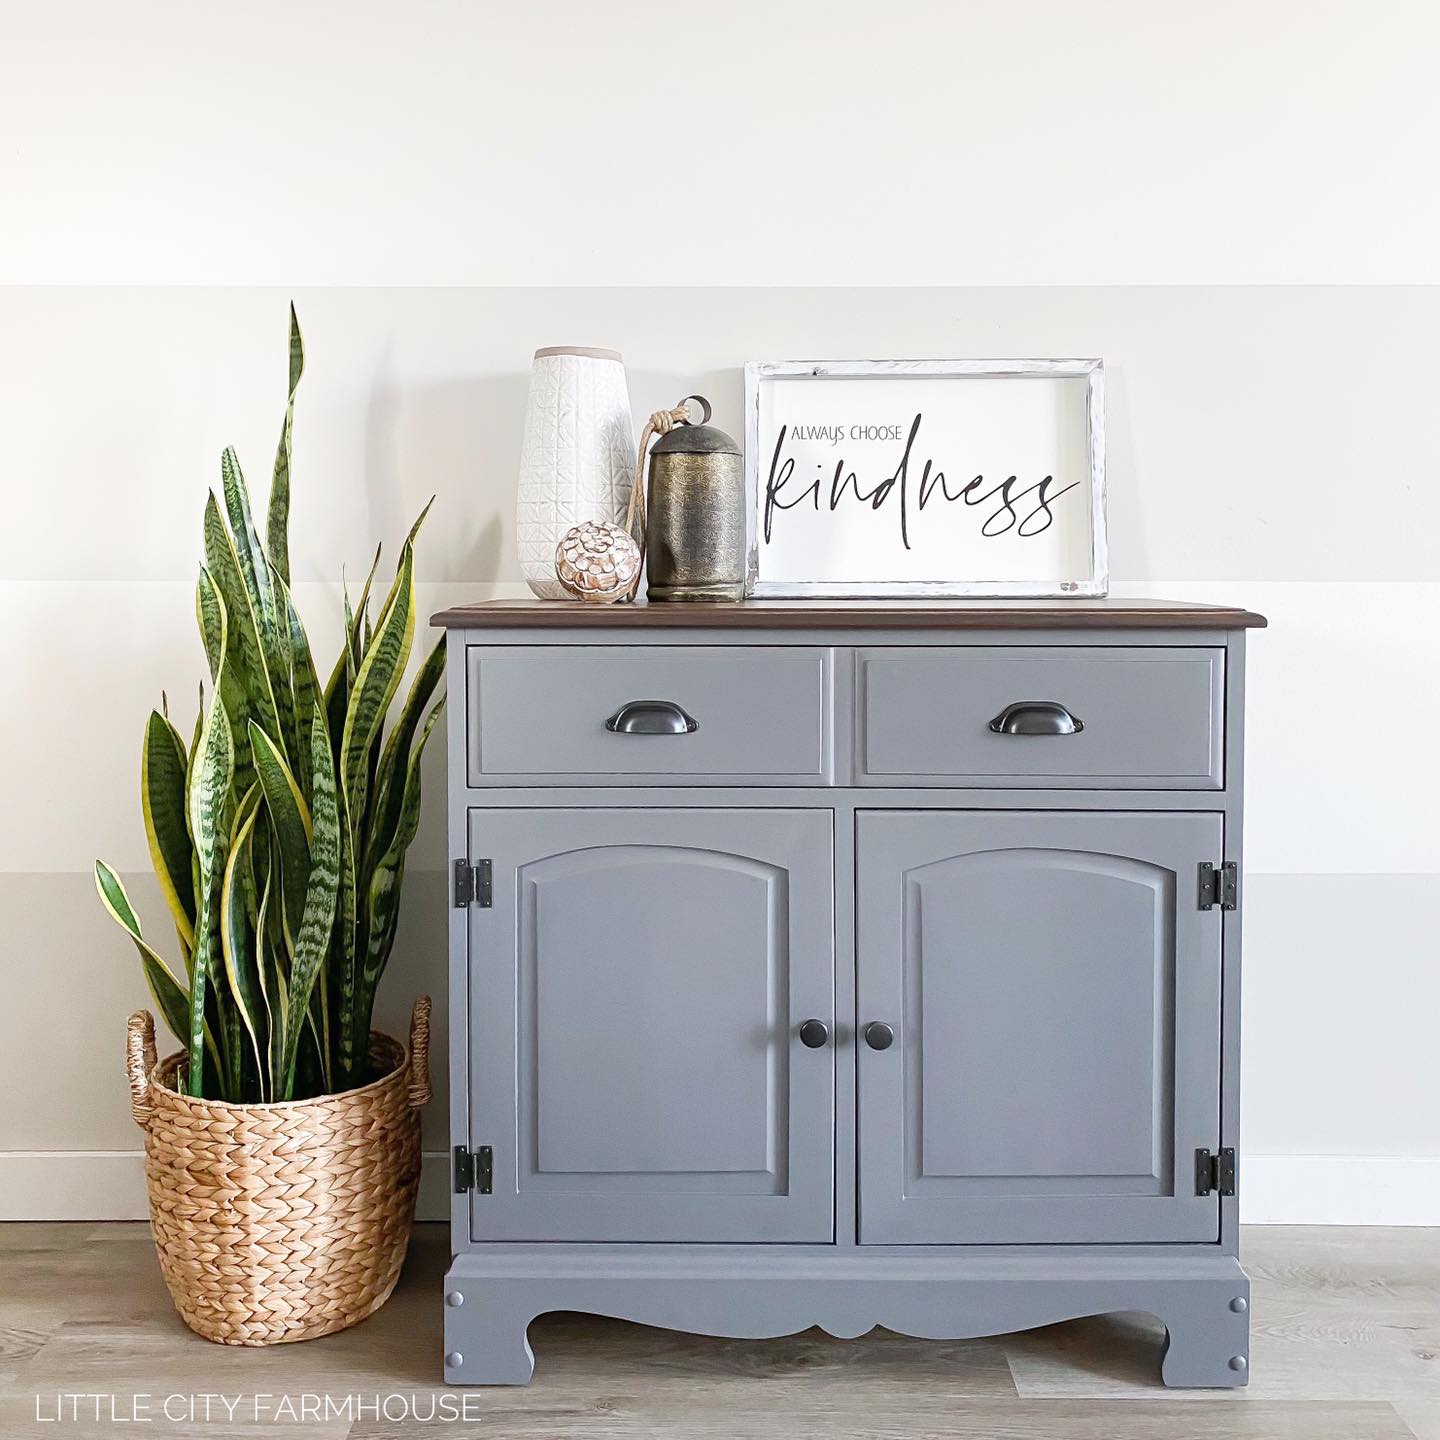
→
(516, 346, 636, 600)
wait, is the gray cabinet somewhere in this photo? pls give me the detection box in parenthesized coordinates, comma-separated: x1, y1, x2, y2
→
(856, 810, 1222, 1245)
(464, 807, 835, 1243)
(436, 600, 1264, 1389)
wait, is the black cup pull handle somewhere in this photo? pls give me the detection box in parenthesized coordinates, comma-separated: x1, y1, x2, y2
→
(988, 701, 1084, 736)
(605, 700, 699, 735)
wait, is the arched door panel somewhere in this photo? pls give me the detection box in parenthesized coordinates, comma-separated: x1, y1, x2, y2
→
(468, 808, 834, 1243)
(857, 810, 1222, 1244)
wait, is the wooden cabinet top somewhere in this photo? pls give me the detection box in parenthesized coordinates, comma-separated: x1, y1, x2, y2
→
(430, 597, 1266, 631)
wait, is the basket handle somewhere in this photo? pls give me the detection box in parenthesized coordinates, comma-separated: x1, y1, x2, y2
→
(408, 996, 432, 1110)
(126, 1010, 157, 1127)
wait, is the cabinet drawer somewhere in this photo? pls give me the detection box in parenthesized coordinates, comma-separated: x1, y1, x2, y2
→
(467, 646, 831, 785)
(857, 647, 1224, 788)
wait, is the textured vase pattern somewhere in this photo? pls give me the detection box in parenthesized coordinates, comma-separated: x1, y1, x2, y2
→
(517, 349, 635, 600)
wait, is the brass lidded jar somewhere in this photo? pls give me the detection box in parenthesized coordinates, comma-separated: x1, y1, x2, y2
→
(646, 396, 745, 602)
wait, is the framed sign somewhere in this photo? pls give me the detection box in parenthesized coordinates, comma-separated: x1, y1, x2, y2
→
(743, 359, 1107, 597)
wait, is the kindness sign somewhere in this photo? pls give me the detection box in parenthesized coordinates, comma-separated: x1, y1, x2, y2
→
(743, 360, 1107, 597)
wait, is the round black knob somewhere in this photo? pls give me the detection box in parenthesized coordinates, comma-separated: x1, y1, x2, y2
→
(798, 1019, 829, 1049)
(863, 1021, 895, 1051)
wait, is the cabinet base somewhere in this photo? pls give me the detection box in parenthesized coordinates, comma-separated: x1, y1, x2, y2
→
(442, 1246, 1250, 1389)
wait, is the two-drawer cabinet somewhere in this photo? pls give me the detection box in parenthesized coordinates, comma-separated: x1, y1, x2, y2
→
(434, 599, 1265, 1389)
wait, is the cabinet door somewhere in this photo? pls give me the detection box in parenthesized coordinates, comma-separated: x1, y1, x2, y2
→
(857, 811, 1223, 1245)
(467, 808, 835, 1242)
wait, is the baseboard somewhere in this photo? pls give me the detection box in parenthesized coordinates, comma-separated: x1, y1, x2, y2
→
(0, 1151, 453, 1222)
(2, 1151, 1436, 1225)
(1240, 1155, 1440, 1225)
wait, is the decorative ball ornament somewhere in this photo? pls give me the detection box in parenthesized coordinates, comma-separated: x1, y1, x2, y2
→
(554, 520, 642, 603)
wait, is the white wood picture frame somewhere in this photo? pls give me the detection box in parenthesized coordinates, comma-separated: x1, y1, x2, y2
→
(743, 359, 1108, 598)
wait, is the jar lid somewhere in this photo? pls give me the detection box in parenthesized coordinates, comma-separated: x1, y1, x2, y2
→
(650, 395, 742, 456)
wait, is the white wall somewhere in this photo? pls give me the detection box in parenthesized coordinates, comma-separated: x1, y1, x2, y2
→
(1, 3, 1436, 1224)
(5, 1, 1440, 286)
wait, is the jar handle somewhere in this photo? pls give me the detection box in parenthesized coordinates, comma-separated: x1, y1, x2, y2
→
(622, 400, 699, 576)
(677, 394, 712, 425)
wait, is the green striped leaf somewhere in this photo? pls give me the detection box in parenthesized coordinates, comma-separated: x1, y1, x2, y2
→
(203, 492, 282, 747)
(364, 638, 445, 879)
(220, 791, 268, 1098)
(94, 861, 220, 1074)
(363, 500, 430, 649)
(340, 539, 416, 837)
(221, 447, 280, 655)
(187, 683, 204, 780)
(253, 848, 275, 1044)
(348, 544, 382, 667)
(195, 565, 255, 804)
(279, 577, 322, 795)
(404, 495, 436, 549)
(370, 498, 432, 626)
(322, 558, 374, 773)
(215, 974, 243, 1099)
(248, 720, 312, 942)
(257, 856, 290, 1097)
(266, 304, 304, 587)
(272, 589, 300, 779)
(187, 690, 235, 1097)
(332, 539, 418, 1090)
(335, 802, 360, 1088)
(323, 643, 351, 774)
(195, 565, 226, 683)
(183, 684, 205, 951)
(342, 572, 356, 660)
(141, 709, 196, 950)
(279, 706, 340, 1098)
(361, 699, 443, 996)
(221, 447, 298, 780)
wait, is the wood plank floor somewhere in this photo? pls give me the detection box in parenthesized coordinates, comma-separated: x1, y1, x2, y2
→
(0, 1224, 1435, 1437)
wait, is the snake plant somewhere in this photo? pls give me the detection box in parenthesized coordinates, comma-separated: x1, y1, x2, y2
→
(96, 308, 444, 1102)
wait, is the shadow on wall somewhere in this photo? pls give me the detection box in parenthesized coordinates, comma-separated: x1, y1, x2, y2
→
(1101, 365, 1147, 577)
(352, 361, 750, 587)
(411, 704, 450, 871)
(360, 357, 521, 585)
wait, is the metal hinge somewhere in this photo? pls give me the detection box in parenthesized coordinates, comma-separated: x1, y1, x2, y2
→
(453, 858, 492, 909)
(1198, 861, 1238, 911)
(453, 1144, 492, 1194)
(1195, 1146, 1237, 1196)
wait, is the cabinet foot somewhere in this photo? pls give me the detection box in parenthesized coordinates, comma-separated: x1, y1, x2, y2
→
(1158, 1287, 1251, 1388)
(442, 1281, 535, 1386)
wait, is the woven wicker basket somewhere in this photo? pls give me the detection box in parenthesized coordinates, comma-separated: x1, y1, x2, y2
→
(125, 996, 431, 1346)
